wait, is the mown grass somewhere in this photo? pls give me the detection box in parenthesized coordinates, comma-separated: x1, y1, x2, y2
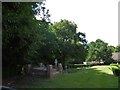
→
(19, 65, 118, 88)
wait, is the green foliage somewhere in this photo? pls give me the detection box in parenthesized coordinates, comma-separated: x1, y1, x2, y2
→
(108, 45, 115, 53)
(33, 2, 51, 23)
(68, 64, 90, 68)
(2, 2, 39, 76)
(109, 64, 120, 76)
(115, 45, 120, 52)
(2, 2, 51, 76)
(86, 39, 113, 64)
(50, 19, 87, 67)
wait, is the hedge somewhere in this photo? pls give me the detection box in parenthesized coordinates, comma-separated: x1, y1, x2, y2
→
(68, 64, 92, 68)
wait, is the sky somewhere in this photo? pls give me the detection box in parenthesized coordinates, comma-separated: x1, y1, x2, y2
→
(45, 0, 119, 46)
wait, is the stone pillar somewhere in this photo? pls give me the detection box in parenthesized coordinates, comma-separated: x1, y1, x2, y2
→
(58, 63, 63, 74)
(47, 65, 54, 80)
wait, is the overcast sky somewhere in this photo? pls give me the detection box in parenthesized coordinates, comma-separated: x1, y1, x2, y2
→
(45, 0, 119, 46)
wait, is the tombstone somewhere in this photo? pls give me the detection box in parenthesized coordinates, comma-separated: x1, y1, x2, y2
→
(39, 63, 43, 67)
(21, 65, 25, 75)
(27, 64, 32, 75)
(47, 65, 54, 80)
(58, 63, 63, 74)
(54, 59, 58, 69)
(65, 65, 68, 73)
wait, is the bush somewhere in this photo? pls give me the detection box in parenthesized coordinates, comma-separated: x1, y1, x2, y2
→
(68, 64, 91, 68)
(113, 69, 120, 76)
(109, 64, 120, 76)
(110, 64, 120, 67)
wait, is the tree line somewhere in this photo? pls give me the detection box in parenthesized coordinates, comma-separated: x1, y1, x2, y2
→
(86, 39, 120, 64)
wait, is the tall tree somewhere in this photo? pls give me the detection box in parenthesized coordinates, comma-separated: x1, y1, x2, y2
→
(2, 2, 49, 76)
(51, 19, 87, 67)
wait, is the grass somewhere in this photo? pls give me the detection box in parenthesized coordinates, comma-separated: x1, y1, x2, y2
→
(18, 65, 118, 88)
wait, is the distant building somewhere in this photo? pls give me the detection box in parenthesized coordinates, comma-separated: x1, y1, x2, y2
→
(112, 52, 120, 62)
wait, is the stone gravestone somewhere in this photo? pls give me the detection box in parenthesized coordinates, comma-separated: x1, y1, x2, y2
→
(58, 63, 63, 74)
(27, 64, 32, 75)
(21, 64, 32, 75)
(39, 63, 43, 67)
(21, 65, 25, 75)
(47, 65, 54, 80)
(54, 59, 58, 69)
(65, 65, 68, 73)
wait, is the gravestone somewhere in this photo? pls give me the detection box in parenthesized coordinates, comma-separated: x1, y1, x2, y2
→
(21, 64, 32, 75)
(54, 59, 58, 69)
(27, 64, 32, 74)
(21, 65, 25, 75)
(47, 65, 54, 80)
(39, 63, 43, 67)
(58, 63, 63, 74)
(65, 65, 68, 73)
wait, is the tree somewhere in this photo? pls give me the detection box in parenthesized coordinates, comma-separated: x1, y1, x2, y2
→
(86, 39, 113, 64)
(50, 19, 87, 67)
(34, 21, 57, 64)
(86, 42, 96, 61)
(2, 2, 50, 76)
(33, 1, 51, 23)
(108, 45, 115, 53)
(115, 45, 120, 52)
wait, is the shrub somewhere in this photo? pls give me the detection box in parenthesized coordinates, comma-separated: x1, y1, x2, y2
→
(113, 69, 120, 76)
(109, 64, 120, 76)
(68, 64, 91, 68)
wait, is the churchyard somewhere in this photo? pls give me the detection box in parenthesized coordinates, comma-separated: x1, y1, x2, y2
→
(8, 64, 118, 88)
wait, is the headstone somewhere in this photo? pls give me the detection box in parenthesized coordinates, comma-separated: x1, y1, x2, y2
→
(39, 63, 43, 67)
(65, 65, 68, 73)
(21, 66, 25, 75)
(58, 63, 63, 74)
(54, 59, 58, 69)
(27, 64, 32, 75)
(47, 65, 54, 80)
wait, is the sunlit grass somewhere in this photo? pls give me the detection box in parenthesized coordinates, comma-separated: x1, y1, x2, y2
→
(91, 65, 113, 75)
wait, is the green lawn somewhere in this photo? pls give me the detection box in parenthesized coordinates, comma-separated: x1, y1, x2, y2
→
(20, 65, 118, 88)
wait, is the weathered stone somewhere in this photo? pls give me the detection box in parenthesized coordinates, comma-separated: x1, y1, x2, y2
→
(47, 65, 54, 80)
